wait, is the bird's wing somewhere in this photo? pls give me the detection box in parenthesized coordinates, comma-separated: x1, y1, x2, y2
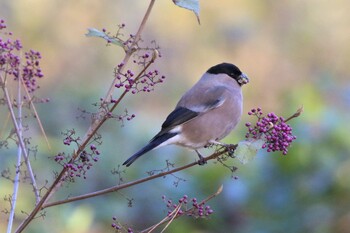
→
(161, 107, 199, 130)
(178, 85, 228, 113)
(158, 86, 228, 134)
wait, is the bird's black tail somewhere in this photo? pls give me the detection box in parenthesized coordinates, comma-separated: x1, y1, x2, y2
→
(122, 132, 177, 167)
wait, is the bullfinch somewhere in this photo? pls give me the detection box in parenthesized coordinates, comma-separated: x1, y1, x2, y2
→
(123, 62, 249, 167)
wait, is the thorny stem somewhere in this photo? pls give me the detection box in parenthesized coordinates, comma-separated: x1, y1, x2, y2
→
(15, 1, 157, 232)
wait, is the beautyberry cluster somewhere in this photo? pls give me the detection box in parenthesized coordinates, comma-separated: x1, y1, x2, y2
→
(0, 19, 6, 30)
(21, 50, 43, 92)
(0, 19, 44, 94)
(97, 24, 165, 94)
(245, 108, 296, 155)
(54, 130, 101, 180)
(54, 144, 101, 180)
(114, 61, 165, 94)
(61, 129, 80, 146)
(101, 108, 136, 126)
(162, 194, 214, 218)
(100, 23, 127, 47)
(105, 23, 134, 49)
(0, 23, 22, 76)
(111, 216, 133, 233)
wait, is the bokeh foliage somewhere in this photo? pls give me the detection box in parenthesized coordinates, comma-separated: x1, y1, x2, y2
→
(1, 0, 350, 232)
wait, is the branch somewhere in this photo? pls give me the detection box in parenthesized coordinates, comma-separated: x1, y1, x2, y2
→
(6, 76, 23, 233)
(101, 0, 156, 104)
(147, 203, 182, 233)
(0, 73, 40, 202)
(17, 105, 302, 232)
(43, 148, 228, 209)
(15, 1, 157, 232)
(285, 105, 303, 122)
(142, 185, 223, 233)
(43, 107, 302, 209)
(21, 78, 51, 150)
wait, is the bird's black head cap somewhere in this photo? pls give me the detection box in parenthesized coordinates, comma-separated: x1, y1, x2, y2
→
(207, 63, 246, 85)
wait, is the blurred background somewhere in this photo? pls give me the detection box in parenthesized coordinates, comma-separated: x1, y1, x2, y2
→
(1, 0, 350, 232)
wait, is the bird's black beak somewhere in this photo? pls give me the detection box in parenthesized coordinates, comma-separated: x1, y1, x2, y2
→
(238, 73, 249, 85)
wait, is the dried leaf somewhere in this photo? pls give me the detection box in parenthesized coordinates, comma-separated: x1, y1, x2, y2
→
(85, 28, 125, 49)
(234, 139, 265, 164)
(173, 0, 200, 24)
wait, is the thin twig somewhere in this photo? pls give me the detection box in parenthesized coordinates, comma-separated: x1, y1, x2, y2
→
(84, 0, 157, 139)
(15, 1, 157, 232)
(142, 185, 223, 233)
(0, 112, 11, 138)
(42, 107, 302, 209)
(102, 0, 156, 103)
(21, 78, 51, 150)
(197, 184, 223, 205)
(285, 105, 303, 122)
(0, 74, 40, 203)
(160, 203, 182, 233)
(146, 204, 182, 233)
(43, 149, 226, 209)
(6, 75, 23, 233)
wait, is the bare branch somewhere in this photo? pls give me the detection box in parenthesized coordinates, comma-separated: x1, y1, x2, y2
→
(0, 73, 40, 203)
(285, 105, 303, 122)
(15, 1, 157, 231)
(142, 185, 223, 233)
(20, 78, 51, 150)
(42, 107, 302, 209)
(43, 149, 227, 209)
(6, 77, 23, 233)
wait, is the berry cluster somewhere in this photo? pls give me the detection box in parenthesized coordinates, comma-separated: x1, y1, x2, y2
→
(61, 129, 80, 146)
(54, 129, 102, 180)
(111, 216, 133, 233)
(115, 110, 135, 122)
(114, 62, 165, 94)
(54, 144, 101, 180)
(21, 50, 44, 92)
(0, 19, 44, 94)
(245, 108, 296, 155)
(0, 24, 22, 76)
(162, 194, 214, 218)
(100, 23, 127, 47)
(108, 23, 134, 49)
(0, 19, 6, 30)
(92, 25, 165, 95)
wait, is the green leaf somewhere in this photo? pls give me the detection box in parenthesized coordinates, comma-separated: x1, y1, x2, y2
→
(173, 0, 200, 24)
(234, 139, 265, 164)
(85, 28, 125, 49)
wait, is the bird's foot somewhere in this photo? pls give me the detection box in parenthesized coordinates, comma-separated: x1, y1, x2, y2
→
(198, 157, 207, 166)
(195, 150, 207, 166)
(209, 141, 237, 156)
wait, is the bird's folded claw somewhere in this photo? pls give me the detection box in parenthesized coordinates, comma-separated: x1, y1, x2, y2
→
(197, 157, 207, 166)
(195, 149, 207, 165)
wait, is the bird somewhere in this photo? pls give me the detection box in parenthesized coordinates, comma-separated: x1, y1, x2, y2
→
(123, 62, 249, 167)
